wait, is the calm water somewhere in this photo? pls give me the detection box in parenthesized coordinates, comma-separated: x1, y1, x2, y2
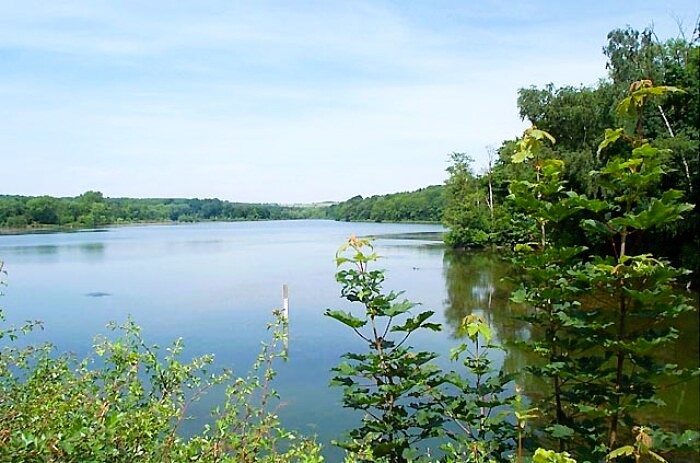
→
(0, 221, 450, 456)
(0, 220, 697, 457)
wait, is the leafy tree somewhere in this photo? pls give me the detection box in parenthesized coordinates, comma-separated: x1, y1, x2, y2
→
(328, 187, 444, 223)
(325, 236, 443, 462)
(26, 196, 60, 225)
(507, 83, 698, 459)
(510, 24, 699, 280)
(443, 153, 491, 247)
(431, 315, 516, 461)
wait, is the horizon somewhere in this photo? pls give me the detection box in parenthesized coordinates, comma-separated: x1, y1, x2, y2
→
(0, 183, 445, 206)
(2, 1, 698, 203)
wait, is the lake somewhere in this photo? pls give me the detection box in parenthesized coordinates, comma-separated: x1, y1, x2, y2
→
(0, 220, 697, 458)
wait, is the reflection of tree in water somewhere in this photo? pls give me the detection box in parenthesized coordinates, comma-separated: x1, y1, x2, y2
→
(79, 242, 105, 253)
(442, 250, 526, 342)
(442, 250, 535, 385)
(442, 250, 700, 434)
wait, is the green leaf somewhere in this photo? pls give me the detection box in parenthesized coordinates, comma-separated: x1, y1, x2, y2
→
(606, 445, 634, 460)
(597, 128, 625, 155)
(548, 424, 575, 438)
(390, 311, 439, 332)
(541, 159, 565, 176)
(323, 309, 366, 329)
(512, 149, 532, 164)
(648, 451, 667, 463)
(528, 127, 557, 144)
(533, 448, 577, 463)
(510, 288, 528, 304)
(385, 300, 418, 317)
(581, 219, 613, 236)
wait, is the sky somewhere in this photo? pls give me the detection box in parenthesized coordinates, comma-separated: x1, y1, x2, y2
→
(1, 1, 698, 203)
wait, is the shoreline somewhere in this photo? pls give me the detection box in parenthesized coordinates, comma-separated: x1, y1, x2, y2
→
(0, 221, 175, 236)
(0, 218, 443, 236)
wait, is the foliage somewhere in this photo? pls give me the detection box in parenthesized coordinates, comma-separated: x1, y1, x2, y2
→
(512, 24, 699, 280)
(0, 267, 322, 463)
(532, 448, 577, 463)
(325, 236, 444, 462)
(0, 191, 329, 229)
(431, 314, 517, 461)
(328, 238, 527, 463)
(443, 153, 492, 248)
(606, 426, 666, 463)
(507, 82, 698, 461)
(328, 186, 444, 223)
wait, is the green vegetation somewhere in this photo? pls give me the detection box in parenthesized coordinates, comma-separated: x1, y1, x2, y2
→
(0, 191, 328, 230)
(443, 25, 699, 277)
(325, 236, 444, 461)
(327, 186, 444, 223)
(0, 264, 323, 462)
(0, 186, 443, 231)
(325, 237, 523, 462)
(507, 110, 696, 459)
(321, 24, 699, 462)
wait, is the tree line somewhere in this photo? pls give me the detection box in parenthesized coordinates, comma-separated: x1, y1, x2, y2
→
(0, 191, 328, 229)
(0, 186, 444, 230)
(326, 185, 444, 223)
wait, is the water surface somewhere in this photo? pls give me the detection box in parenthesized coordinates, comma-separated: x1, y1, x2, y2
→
(0, 220, 696, 458)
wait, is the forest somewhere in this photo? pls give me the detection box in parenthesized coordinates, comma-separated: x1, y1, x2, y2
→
(325, 185, 444, 223)
(0, 186, 443, 230)
(441, 25, 699, 278)
(0, 191, 328, 228)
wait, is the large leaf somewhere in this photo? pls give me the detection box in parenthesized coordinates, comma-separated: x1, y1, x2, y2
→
(581, 219, 614, 236)
(323, 309, 366, 329)
(384, 299, 418, 317)
(533, 448, 577, 463)
(547, 424, 575, 438)
(598, 128, 625, 155)
(606, 445, 634, 460)
(390, 311, 440, 333)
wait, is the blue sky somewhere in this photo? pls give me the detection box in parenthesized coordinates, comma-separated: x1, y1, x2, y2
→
(1, 1, 697, 203)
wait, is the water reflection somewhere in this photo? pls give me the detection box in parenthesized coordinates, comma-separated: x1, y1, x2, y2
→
(442, 250, 525, 342)
(441, 249, 699, 430)
(8, 244, 60, 255)
(0, 242, 105, 259)
(79, 242, 105, 254)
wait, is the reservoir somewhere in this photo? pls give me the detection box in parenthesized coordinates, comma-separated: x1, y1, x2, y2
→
(0, 220, 696, 458)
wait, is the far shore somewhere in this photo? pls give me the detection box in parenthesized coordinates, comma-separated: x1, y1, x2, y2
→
(0, 218, 443, 237)
(0, 220, 175, 236)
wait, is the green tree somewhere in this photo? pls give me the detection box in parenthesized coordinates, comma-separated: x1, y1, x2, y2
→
(325, 237, 443, 462)
(26, 196, 60, 225)
(507, 83, 697, 459)
(443, 153, 491, 247)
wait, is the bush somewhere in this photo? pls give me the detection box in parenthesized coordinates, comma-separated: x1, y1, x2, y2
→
(0, 262, 322, 463)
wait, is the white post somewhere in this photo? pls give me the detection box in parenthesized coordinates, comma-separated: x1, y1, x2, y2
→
(282, 284, 289, 320)
(282, 284, 289, 354)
